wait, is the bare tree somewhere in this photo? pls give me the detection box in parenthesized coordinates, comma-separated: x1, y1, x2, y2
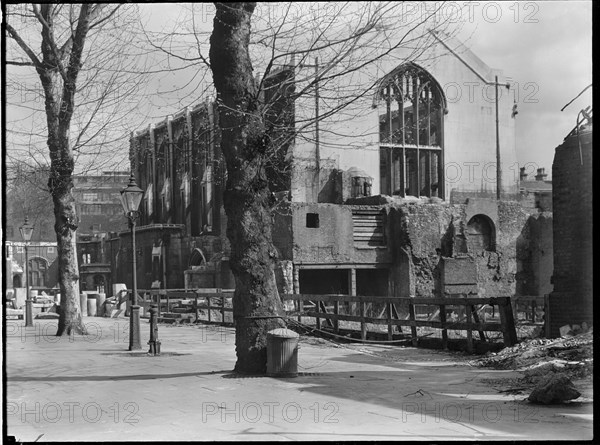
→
(5, 4, 146, 335)
(207, 2, 460, 373)
(137, 2, 458, 372)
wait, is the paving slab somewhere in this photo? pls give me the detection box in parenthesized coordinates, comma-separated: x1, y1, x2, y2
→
(4, 318, 593, 441)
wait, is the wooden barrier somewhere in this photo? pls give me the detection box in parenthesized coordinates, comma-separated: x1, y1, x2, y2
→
(135, 288, 235, 324)
(510, 295, 546, 324)
(129, 289, 519, 350)
(282, 294, 518, 349)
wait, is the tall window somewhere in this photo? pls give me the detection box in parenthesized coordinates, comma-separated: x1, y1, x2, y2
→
(378, 63, 446, 198)
(29, 257, 48, 287)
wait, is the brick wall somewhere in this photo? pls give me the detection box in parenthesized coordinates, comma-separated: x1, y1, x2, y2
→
(548, 127, 593, 337)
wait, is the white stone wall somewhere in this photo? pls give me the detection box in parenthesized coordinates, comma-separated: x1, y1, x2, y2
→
(290, 32, 518, 202)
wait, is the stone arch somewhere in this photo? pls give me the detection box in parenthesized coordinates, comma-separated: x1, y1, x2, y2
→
(189, 248, 207, 267)
(466, 214, 496, 252)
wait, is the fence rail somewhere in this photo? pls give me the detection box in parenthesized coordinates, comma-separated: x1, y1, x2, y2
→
(127, 288, 235, 324)
(281, 294, 518, 352)
(122, 289, 520, 351)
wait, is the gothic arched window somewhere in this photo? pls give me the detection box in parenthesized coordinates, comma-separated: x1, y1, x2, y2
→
(377, 63, 446, 198)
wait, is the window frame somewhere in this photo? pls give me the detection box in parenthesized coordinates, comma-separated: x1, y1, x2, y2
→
(378, 63, 446, 199)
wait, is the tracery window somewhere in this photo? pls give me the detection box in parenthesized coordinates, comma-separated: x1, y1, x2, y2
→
(378, 63, 446, 198)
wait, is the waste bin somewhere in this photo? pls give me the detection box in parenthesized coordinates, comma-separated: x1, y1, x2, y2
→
(266, 328, 299, 377)
(87, 294, 97, 317)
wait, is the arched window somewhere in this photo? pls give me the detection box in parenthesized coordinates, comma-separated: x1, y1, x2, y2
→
(377, 63, 446, 198)
(29, 257, 49, 288)
(466, 215, 495, 252)
(189, 248, 206, 267)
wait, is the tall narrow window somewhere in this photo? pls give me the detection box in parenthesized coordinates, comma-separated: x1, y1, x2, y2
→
(378, 63, 446, 198)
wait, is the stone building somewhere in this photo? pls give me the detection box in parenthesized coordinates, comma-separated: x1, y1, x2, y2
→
(116, 32, 552, 311)
(72, 171, 130, 293)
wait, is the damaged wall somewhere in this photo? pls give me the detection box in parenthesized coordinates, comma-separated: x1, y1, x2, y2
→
(548, 126, 593, 337)
(384, 197, 546, 299)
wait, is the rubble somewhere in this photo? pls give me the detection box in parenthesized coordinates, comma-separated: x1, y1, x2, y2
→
(528, 373, 581, 404)
(471, 330, 593, 400)
(471, 330, 593, 372)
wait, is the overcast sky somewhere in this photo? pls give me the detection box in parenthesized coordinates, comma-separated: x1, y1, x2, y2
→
(5, 2, 593, 179)
(455, 0, 592, 178)
(139, 1, 593, 179)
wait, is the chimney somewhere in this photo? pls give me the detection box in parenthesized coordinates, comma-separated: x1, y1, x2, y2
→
(535, 167, 547, 181)
(519, 167, 527, 181)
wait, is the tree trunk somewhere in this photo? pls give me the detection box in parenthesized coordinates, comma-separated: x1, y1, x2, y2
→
(51, 147, 86, 336)
(210, 2, 286, 374)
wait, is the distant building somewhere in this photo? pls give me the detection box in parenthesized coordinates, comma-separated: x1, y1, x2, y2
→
(72, 171, 130, 293)
(73, 171, 130, 236)
(519, 167, 552, 212)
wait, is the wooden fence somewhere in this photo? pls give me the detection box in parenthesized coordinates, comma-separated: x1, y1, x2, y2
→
(124, 289, 520, 351)
(281, 294, 518, 352)
(128, 288, 235, 324)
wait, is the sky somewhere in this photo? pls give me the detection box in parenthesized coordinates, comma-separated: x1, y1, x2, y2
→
(454, 1, 593, 178)
(5, 2, 593, 179)
(137, 1, 594, 179)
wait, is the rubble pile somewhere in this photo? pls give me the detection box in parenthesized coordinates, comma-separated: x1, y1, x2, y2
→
(471, 329, 593, 403)
(472, 329, 593, 374)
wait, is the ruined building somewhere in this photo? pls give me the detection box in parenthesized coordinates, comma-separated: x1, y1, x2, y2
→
(115, 32, 552, 312)
(547, 115, 592, 337)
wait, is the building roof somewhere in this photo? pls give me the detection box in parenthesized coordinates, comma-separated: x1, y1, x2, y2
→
(520, 180, 552, 192)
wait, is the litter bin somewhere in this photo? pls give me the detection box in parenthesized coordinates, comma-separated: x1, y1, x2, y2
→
(87, 294, 97, 317)
(266, 328, 299, 377)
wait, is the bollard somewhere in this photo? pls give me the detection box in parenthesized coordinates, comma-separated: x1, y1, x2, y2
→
(148, 305, 161, 355)
(80, 293, 88, 316)
(25, 298, 34, 327)
(96, 293, 106, 317)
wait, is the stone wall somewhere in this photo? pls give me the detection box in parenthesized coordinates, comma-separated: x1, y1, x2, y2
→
(384, 197, 546, 299)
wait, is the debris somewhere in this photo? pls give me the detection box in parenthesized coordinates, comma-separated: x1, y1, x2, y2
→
(528, 373, 581, 404)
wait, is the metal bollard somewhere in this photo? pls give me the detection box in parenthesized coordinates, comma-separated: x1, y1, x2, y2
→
(148, 305, 161, 356)
(25, 297, 34, 327)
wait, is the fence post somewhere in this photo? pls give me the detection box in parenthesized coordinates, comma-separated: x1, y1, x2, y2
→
(298, 297, 303, 324)
(465, 304, 473, 353)
(207, 296, 211, 323)
(194, 295, 199, 322)
(439, 303, 448, 349)
(315, 299, 321, 331)
(333, 300, 339, 334)
(408, 301, 418, 347)
(360, 298, 366, 341)
(386, 302, 393, 341)
(498, 297, 518, 347)
(166, 294, 170, 313)
(221, 294, 225, 324)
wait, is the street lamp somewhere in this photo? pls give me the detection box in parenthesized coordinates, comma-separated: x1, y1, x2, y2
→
(19, 217, 34, 327)
(120, 173, 144, 351)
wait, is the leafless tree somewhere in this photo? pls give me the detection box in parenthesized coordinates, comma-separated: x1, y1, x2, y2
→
(5, 4, 149, 335)
(143, 1, 459, 372)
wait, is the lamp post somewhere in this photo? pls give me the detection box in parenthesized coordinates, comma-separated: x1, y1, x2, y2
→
(19, 217, 34, 327)
(120, 173, 144, 351)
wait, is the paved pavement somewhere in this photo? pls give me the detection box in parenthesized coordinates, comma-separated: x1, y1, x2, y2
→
(4, 317, 594, 441)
